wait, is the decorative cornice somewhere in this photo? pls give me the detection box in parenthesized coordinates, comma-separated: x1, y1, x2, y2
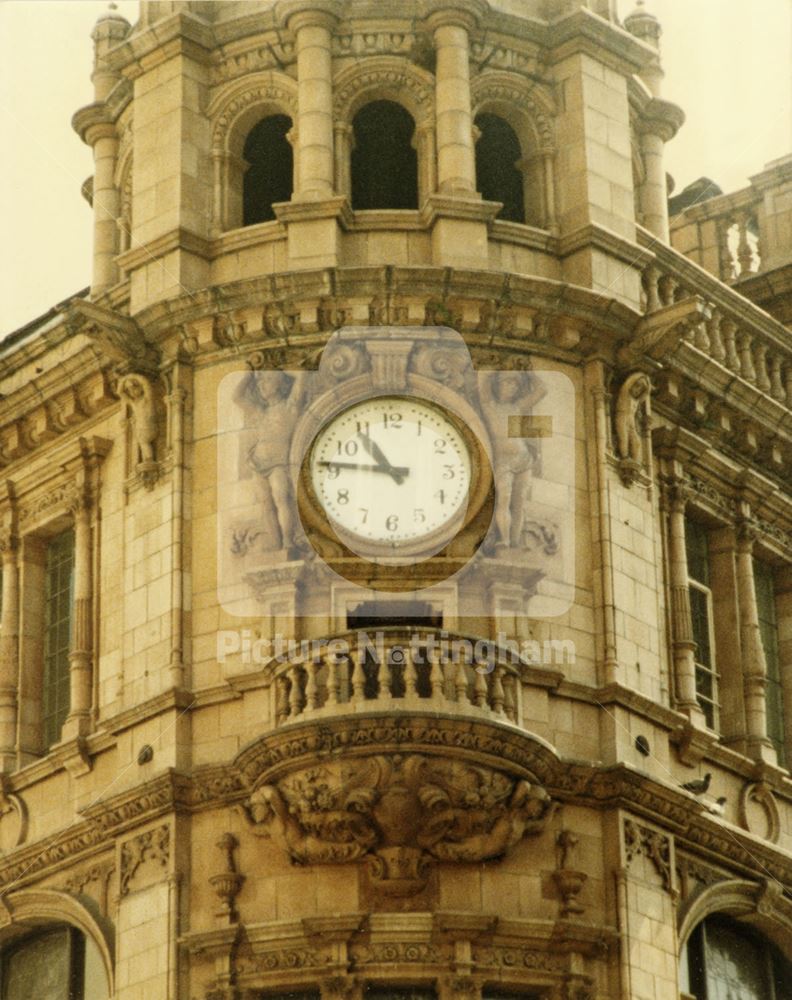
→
(0, 716, 789, 893)
(115, 227, 213, 275)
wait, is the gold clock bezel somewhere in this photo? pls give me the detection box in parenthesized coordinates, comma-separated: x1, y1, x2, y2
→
(297, 393, 494, 585)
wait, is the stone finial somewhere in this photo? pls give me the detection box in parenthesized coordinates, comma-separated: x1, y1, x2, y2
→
(624, 1, 661, 49)
(209, 833, 245, 923)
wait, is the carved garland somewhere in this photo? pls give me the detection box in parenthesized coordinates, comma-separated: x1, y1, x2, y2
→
(242, 754, 556, 896)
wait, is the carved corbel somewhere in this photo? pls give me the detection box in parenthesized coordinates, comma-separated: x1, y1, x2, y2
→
(553, 829, 587, 917)
(619, 296, 711, 366)
(0, 774, 28, 848)
(670, 720, 718, 768)
(61, 300, 160, 373)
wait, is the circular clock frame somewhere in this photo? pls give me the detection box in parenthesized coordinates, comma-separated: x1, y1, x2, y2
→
(295, 384, 494, 586)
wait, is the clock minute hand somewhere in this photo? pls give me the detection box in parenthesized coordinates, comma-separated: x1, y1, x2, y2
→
(357, 431, 406, 484)
(319, 461, 410, 476)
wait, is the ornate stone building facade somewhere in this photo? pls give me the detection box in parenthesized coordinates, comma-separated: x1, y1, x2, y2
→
(0, 1, 790, 998)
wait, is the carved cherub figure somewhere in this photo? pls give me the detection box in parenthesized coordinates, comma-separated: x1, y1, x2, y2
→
(119, 373, 157, 465)
(480, 371, 543, 549)
(615, 372, 651, 464)
(244, 370, 310, 552)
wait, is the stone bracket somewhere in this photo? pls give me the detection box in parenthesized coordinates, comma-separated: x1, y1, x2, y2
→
(61, 300, 160, 373)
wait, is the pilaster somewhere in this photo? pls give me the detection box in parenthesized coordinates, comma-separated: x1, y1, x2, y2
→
(126, 24, 213, 311)
(0, 492, 19, 771)
(735, 514, 775, 764)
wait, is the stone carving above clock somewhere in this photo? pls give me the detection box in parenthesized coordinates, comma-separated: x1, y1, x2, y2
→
(242, 753, 555, 896)
(217, 325, 575, 623)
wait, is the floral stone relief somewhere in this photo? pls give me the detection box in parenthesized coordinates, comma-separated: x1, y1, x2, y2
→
(242, 753, 555, 895)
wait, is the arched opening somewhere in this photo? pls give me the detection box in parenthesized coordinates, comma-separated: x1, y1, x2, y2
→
(681, 914, 792, 999)
(475, 112, 525, 224)
(351, 100, 418, 210)
(0, 924, 110, 999)
(242, 114, 293, 226)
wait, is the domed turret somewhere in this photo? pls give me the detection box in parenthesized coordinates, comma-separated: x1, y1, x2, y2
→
(91, 3, 131, 101)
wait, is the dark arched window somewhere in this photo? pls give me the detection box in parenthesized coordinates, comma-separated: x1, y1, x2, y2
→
(682, 915, 792, 999)
(0, 925, 110, 999)
(475, 113, 525, 224)
(351, 100, 418, 210)
(243, 115, 293, 226)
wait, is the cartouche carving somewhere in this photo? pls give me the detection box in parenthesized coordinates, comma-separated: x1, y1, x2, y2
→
(243, 754, 554, 895)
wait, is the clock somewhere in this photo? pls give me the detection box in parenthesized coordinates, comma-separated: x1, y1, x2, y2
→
(307, 395, 472, 556)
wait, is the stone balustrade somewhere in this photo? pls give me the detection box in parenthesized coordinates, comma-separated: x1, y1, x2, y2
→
(670, 186, 763, 284)
(639, 232, 792, 408)
(272, 628, 522, 727)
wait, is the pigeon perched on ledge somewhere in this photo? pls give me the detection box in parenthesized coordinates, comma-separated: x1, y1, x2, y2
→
(706, 796, 727, 816)
(681, 772, 711, 794)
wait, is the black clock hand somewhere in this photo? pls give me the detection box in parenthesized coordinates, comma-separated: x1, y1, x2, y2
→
(319, 461, 410, 476)
(357, 431, 406, 484)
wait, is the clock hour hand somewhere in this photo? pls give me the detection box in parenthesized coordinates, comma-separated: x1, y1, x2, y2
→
(319, 460, 410, 476)
(357, 431, 406, 484)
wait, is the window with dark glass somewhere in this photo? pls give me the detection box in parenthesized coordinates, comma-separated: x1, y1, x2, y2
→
(256, 993, 319, 1000)
(682, 914, 792, 1000)
(243, 114, 294, 226)
(474, 112, 525, 224)
(43, 530, 74, 749)
(685, 519, 718, 729)
(482, 992, 542, 1000)
(754, 558, 786, 766)
(364, 990, 436, 1000)
(0, 925, 109, 1000)
(351, 100, 419, 210)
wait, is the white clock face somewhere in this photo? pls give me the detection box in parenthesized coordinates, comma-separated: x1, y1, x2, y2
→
(309, 396, 471, 552)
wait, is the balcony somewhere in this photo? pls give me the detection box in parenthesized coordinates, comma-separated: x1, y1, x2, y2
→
(272, 627, 523, 728)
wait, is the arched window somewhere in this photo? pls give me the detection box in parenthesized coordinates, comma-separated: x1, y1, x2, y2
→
(475, 112, 525, 224)
(0, 924, 110, 999)
(242, 114, 293, 226)
(681, 914, 792, 999)
(351, 100, 418, 210)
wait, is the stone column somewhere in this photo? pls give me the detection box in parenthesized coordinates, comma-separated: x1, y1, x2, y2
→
(211, 146, 225, 235)
(638, 127, 669, 242)
(735, 518, 772, 760)
(415, 122, 438, 205)
(0, 532, 19, 767)
(774, 565, 792, 763)
(334, 122, 353, 199)
(88, 123, 121, 295)
(287, 4, 338, 199)
(664, 483, 701, 718)
(63, 497, 93, 739)
(86, 8, 129, 296)
(542, 152, 557, 231)
(428, 7, 477, 196)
